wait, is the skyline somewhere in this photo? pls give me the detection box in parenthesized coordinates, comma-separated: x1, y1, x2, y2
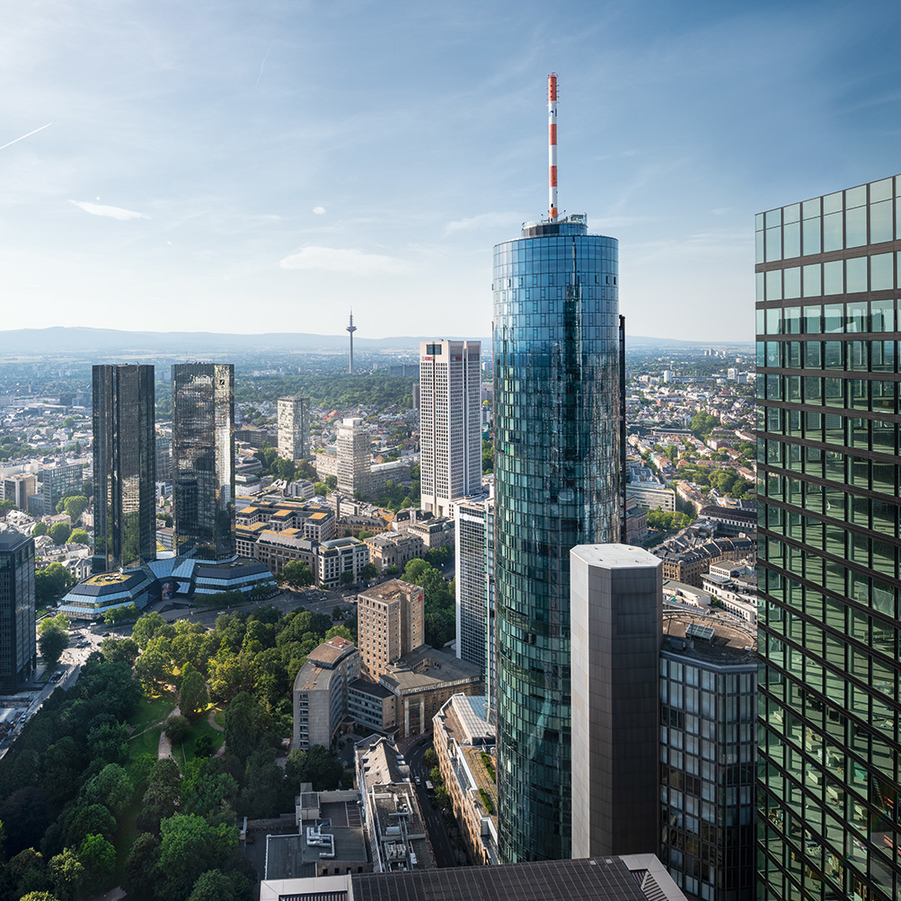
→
(2, 0, 900, 342)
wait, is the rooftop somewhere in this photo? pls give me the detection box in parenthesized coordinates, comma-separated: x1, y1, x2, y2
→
(307, 636, 357, 669)
(359, 579, 419, 605)
(381, 646, 482, 696)
(662, 609, 757, 666)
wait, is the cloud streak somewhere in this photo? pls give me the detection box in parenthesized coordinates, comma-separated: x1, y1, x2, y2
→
(280, 246, 406, 274)
(69, 200, 150, 221)
(0, 122, 52, 151)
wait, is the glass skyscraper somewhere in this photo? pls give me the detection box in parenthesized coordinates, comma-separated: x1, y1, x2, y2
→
(493, 215, 622, 861)
(172, 363, 236, 561)
(756, 175, 901, 901)
(92, 364, 157, 572)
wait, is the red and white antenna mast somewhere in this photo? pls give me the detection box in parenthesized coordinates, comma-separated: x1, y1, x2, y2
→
(548, 72, 558, 221)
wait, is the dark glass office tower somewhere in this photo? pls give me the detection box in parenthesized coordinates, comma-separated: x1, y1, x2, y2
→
(493, 215, 622, 862)
(756, 176, 901, 901)
(172, 363, 235, 560)
(92, 364, 156, 572)
(0, 532, 36, 689)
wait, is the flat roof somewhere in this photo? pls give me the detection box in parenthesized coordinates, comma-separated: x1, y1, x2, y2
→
(381, 646, 482, 695)
(358, 579, 418, 604)
(662, 609, 757, 666)
(571, 544, 662, 571)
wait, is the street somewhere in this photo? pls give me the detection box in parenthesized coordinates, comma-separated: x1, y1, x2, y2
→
(405, 735, 460, 868)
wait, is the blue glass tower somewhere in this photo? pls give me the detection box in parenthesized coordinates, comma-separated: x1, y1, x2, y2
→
(493, 214, 622, 861)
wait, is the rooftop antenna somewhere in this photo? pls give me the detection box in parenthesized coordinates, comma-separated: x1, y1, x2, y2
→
(346, 309, 358, 374)
(548, 72, 558, 221)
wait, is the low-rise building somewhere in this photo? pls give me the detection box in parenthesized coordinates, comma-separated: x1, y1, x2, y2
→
(237, 500, 336, 542)
(433, 694, 498, 864)
(293, 637, 362, 750)
(348, 679, 397, 734)
(318, 537, 369, 589)
(405, 516, 454, 551)
(254, 530, 318, 578)
(364, 531, 425, 573)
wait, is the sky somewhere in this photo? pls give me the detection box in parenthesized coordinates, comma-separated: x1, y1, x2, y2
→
(1, 0, 900, 343)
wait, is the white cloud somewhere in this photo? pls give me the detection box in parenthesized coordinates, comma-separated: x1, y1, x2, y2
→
(312, 206, 326, 215)
(69, 200, 149, 221)
(279, 246, 406, 274)
(445, 211, 518, 234)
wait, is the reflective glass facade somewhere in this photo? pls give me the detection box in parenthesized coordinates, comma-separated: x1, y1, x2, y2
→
(0, 532, 36, 690)
(92, 364, 157, 572)
(493, 216, 621, 861)
(756, 176, 901, 901)
(173, 363, 235, 561)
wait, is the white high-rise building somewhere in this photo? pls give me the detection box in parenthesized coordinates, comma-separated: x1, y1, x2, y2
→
(419, 340, 481, 517)
(277, 396, 310, 461)
(454, 493, 495, 707)
(336, 417, 371, 496)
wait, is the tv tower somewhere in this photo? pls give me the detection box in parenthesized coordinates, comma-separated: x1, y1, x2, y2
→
(346, 309, 358, 374)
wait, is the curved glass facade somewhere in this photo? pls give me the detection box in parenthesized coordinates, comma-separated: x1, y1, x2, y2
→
(493, 216, 622, 861)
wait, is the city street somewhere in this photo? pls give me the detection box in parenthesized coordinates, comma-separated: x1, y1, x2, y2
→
(406, 735, 460, 868)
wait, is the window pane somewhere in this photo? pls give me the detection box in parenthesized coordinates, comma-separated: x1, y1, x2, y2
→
(803, 305, 822, 334)
(802, 264, 821, 297)
(823, 192, 843, 214)
(870, 253, 894, 291)
(845, 206, 867, 247)
(845, 185, 866, 208)
(802, 216, 821, 255)
(870, 199, 893, 243)
(823, 304, 843, 334)
(766, 227, 782, 262)
(846, 256, 867, 292)
(872, 300, 894, 332)
(783, 222, 800, 258)
(823, 261, 843, 296)
(766, 269, 782, 301)
(846, 302, 867, 333)
(823, 212, 843, 251)
(871, 178, 892, 202)
(784, 267, 801, 299)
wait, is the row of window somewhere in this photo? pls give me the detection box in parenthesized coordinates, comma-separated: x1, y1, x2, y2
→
(757, 296, 899, 334)
(758, 407, 898, 452)
(759, 440, 900, 493)
(759, 340, 900, 373)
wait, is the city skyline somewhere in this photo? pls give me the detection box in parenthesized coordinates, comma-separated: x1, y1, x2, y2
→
(2, 1, 900, 343)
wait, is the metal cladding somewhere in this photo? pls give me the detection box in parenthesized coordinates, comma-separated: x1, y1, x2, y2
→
(548, 72, 558, 221)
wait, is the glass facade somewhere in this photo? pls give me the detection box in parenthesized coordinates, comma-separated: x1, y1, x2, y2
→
(0, 532, 36, 690)
(756, 176, 901, 901)
(92, 364, 157, 572)
(172, 363, 235, 561)
(493, 215, 622, 861)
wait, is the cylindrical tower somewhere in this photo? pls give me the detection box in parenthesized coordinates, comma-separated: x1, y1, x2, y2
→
(346, 310, 358, 374)
(493, 215, 621, 862)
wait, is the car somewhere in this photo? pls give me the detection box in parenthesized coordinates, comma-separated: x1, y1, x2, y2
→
(415, 776, 421, 785)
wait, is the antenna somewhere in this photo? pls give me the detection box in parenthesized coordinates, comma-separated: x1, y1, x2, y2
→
(548, 73, 558, 221)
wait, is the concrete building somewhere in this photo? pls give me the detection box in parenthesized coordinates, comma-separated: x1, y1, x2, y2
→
(251, 530, 318, 580)
(655, 536, 754, 588)
(172, 363, 235, 561)
(0, 531, 36, 689)
(92, 364, 156, 572)
(355, 736, 434, 872)
(36, 461, 86, 518)
(336, 418, 371, 497)
(2, 474, 36, 510)
(419, 340, 482, 517)
(236, 500, 336, 542)
(627, 482, 677, 512)
(433, 694, 498, 864)
(348, 679, 397, 734)
(454, 495, 494, 702)
(317, 537, 369, 589)
(570, 544, 662, 859)
(364, 531, 424, 573)
(356, 578, 424, 678)
(659, 610, 757, 901)
(405, 516, 454, 552)
(292, 636, 362, 750)
(278, 396, 310, 462)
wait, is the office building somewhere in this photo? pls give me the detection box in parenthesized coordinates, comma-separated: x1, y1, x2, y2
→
(756, 175, 901, 901)
(155, 436, 172, 481)
(2, 473, 36, 510)
(659, 610, 757, 901)
(336, 418, 371, 496)
(0, 532, 36, 689)
(454, 495, 495, 705)
(356, 578, 424, 678)
(570, 544, 661, 860)
(36, 461, 85, 517)
(493, 75, 623, 861)
(278, 396, 310, 461)
(317, 537, 369, 589)
(92, 364, 156, 572)
(172, 363, 235, 561)
(419, 340, 482, 516)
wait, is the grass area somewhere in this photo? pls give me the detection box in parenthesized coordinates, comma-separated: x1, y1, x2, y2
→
(127, 693, 176, 761)
(179, 711, 225, 762)
(213, 708, 226, 729)
(114, 795, 142, 883)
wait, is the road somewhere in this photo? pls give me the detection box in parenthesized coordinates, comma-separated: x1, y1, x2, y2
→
(406, 736, 459, 868)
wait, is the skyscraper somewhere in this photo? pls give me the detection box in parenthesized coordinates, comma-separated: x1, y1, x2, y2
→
(277, 396, 310, 462)
(493, 74, 623, 862)
(172, 363, 235, 561)
(92, 364, 156, 572)
(0, 531, 36, 690)
(756, 175, 901, 901)
(419, 340, 482, 516)
(336, 417, 371, 496)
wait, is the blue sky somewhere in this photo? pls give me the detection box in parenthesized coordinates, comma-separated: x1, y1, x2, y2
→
(2, 0, 900, 342)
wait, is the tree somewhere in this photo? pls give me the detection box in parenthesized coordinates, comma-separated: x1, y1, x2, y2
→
(62, 495, 89, 523)
(359, 562, 378, 580)
(429, 766, 442, 786)
(38, 626, 68, 667)
(187, 869, 236, 901)
(239, 749, 283, 817)
(157, 814, 238, 901)
(68, 528, 89, 545)
(100, 636, 139, 665)
(178, 664, 210, 721)
(78, 834, 116, 892)
(32, 521, 48, 537)
(165, 715, 191, 746)
(224, 692, 266, 765)
(48, 849, 84, 901)
(134, 636, 174, 690)
(9, 848, 49, 896)
(481, 439, 494, 474)
(339, 570, 355, 586)
(313, 481, 328, 496)
(81, 763, 133, 816)
(132, 611, 175, 649)
(423, 748, 438, 768)
(49, 522, 71, 545)
(138, 758, 181, 834)
(122, 833, 160, 901)
(34, 564, 73, 604)
(282, 561, 313, 588)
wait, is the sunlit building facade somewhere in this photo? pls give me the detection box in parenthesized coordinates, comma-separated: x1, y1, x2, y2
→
(172, 363, 235, 561)
(493, 215, 622, 862)
(277, 395, 310, 462)
(756, 175, 901, 901)
(92, 364, 156, 572)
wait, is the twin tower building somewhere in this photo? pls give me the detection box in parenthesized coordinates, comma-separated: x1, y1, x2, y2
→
(92, 362, 235, 573)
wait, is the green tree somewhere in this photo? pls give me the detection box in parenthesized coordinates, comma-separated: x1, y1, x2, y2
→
(134, 636, 174, 690)
(313, 481, 328, 496)
(178, 664, 210, 721)
(429, 766, 442, 786)
(32, 521, 48, 537)
(34, 564, 73, 604)
(38, 625, 68, 667)
(62, 496, 89, 523)
(48, 848, 84, 901)
(282, 561, 313, 588)
(49, 522, 71, 545)
(359, 562, 378, 580)
(68, 528, 89, 545)
(165, 715, 191, 746)
(100, 636, 140, 665)
(9, 849, 49, 897)
(78, 834, 116, 892)
(423, 748, 438, 768)
(339, 570, 354, 586)
(138, 758, 181, 835)
(186, 869, 236, 901)
(157, 814, 238, 901)
(481, 439, 494, 474)
(224, 692, 266, 765)
(81, 763, 133, 816)
(132, 611, 175, 649)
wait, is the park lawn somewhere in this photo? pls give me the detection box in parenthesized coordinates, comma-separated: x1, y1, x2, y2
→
(127, 692, 176, 761)
(180, 712, 225, 762)
(213, 708, 226, 729)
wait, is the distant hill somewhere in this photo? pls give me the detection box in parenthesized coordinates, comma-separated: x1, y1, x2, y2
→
(0, 327, 749, 357)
